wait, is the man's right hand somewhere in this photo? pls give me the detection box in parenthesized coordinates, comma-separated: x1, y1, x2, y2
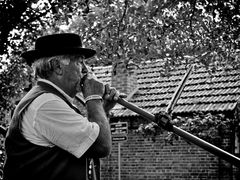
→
(81, 72, 105, 99)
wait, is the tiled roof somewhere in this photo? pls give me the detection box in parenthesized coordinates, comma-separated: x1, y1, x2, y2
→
(92, 60, 240, 117)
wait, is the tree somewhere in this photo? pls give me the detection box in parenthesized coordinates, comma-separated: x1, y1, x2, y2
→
(0, 56, 30, 125)
(0, 0, 240, 126)
(1, 0, 240, 66)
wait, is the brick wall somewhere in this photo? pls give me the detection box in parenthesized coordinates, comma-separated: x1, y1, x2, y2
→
(100, 119, 238, 180)
(217, 121, 238, 180)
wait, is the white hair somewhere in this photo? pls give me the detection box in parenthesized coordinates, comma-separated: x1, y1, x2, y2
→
(31, 55, 75, 79)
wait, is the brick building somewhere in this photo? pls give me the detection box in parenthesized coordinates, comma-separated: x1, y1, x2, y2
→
(82, 59, 240, 180)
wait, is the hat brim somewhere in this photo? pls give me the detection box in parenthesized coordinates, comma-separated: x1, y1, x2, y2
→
(21, 47, 96, 66)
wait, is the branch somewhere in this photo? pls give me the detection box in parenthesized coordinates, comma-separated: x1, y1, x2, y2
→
(85, 23, 112, 42)
(21, 7, 52, 27)
(189, 0, 197, 42)
(117, 0, 128, 37)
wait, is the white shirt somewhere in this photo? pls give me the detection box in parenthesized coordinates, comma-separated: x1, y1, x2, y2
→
(22, 79, 100, 158)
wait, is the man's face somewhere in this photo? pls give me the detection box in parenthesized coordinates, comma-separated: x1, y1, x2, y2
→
(61, 57, 89, 97)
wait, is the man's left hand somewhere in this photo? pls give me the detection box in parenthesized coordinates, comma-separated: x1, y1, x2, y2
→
(103, 84, 126, 115)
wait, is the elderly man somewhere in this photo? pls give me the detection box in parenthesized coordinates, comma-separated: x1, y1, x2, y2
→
(4, 33, 119, 180)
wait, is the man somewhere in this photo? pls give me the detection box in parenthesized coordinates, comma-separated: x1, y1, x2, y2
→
(3, 33, 119, 180)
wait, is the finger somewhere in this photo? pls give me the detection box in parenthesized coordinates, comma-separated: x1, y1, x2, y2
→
(108, 88, 119, 101)
(104, 84, 111, 99)
(87, 72, 94, 79)
(82, 60, 97, 79)
(113, 90, 119, 101)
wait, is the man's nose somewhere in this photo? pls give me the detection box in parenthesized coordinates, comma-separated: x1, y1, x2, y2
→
(81, 60, 89, 74)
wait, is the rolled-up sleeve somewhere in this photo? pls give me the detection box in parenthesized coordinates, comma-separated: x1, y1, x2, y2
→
(33, 94, 100, 158)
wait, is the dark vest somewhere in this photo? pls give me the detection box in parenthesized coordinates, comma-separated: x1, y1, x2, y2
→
(3, 81, 91, 180)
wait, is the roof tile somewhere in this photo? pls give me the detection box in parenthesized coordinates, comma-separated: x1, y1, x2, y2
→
(93, 61, 240, 117)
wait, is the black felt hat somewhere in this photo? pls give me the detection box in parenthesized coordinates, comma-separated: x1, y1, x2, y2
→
(21, 33, 96, 66)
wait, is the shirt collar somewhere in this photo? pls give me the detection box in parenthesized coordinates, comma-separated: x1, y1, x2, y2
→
(38, 79, 74, 104)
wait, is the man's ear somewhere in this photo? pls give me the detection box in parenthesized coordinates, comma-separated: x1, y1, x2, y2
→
(51, 59, 63, 76)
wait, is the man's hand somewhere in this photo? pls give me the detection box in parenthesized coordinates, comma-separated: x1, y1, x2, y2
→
(80, 60, 125, 114)
(81, 72, 105, 98)
(80, 60, 105, 98)
(103, 84, 126, 115)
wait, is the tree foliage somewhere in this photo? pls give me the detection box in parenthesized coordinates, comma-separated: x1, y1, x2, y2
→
(0, 55, 30, 125)
(1, 0, 240, 66)
(0, 0, 240, 129)
(136, 113, 235, 145)
(0, 0, 240, 67)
